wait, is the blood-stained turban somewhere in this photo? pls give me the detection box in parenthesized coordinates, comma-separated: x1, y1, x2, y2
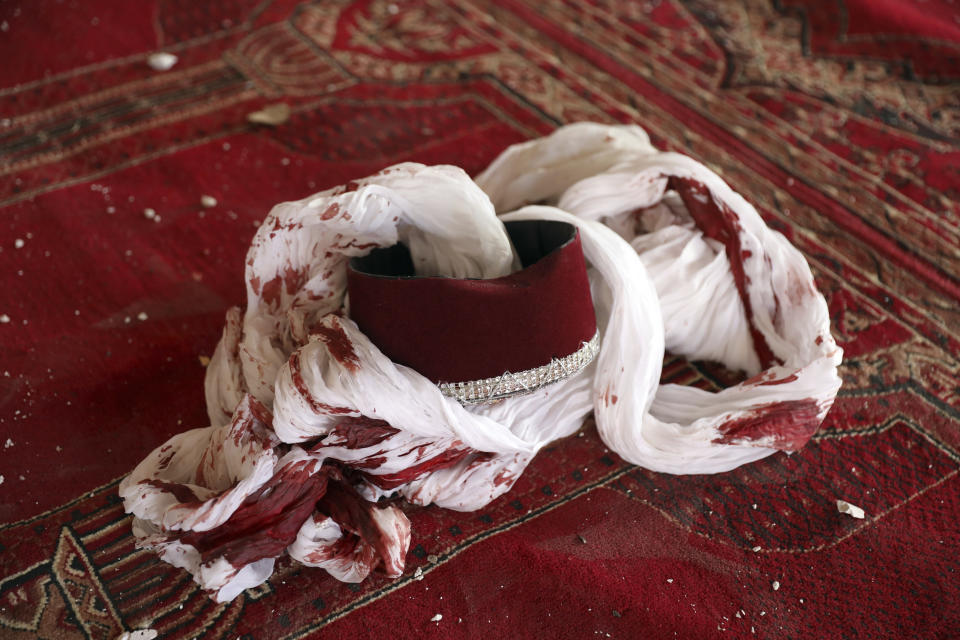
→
(120, 124, 842, 601)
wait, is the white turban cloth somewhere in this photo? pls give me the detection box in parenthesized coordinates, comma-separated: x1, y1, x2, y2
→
(120, 123, 842, 601)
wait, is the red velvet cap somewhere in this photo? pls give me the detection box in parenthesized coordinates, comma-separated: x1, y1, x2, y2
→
(347, 220, 597, 384)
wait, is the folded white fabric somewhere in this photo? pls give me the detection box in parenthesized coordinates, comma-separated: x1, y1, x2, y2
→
(477, 123, 843, 472)
(120, 123, 842, 601)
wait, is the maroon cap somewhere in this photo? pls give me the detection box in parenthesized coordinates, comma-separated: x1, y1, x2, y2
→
(347, 220, 597, 385)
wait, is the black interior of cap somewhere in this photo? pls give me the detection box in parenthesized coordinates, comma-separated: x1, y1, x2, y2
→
(351, 241, 417, 277)
(508, 220, 576, 268)
(349, 220, 577, 278)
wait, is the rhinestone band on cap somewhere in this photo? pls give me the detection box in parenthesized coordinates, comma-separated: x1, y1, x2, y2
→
(439, 332, 600, 405)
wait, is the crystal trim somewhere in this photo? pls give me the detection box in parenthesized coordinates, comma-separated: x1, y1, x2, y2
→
(439, 332, 600, 405)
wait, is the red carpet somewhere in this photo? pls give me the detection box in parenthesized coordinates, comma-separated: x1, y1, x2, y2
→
(1, 1, 958, 638)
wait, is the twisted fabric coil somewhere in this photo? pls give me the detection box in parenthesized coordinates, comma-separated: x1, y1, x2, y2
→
(120, 123, 842, 601)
